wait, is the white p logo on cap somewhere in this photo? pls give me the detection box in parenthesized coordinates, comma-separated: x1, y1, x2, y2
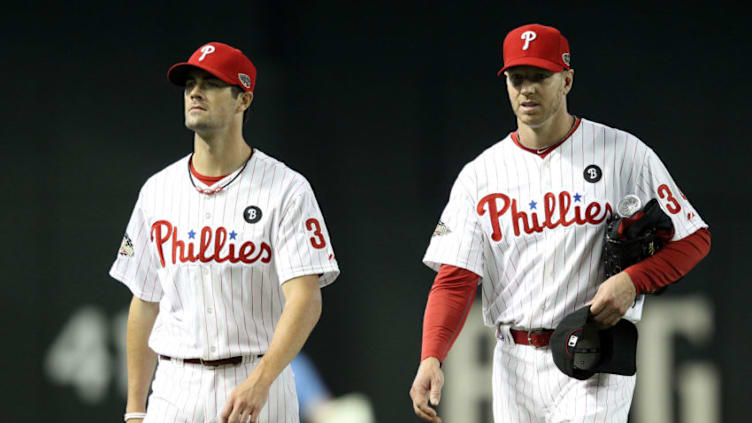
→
(198, 45, 216, 61)
(521, 30, 537, 50)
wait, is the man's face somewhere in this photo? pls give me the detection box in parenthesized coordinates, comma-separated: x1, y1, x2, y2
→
(504, 66, 573, 128)
(183, 69, 243, 131)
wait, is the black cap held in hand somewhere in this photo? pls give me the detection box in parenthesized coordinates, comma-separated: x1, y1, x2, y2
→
(550, 306, 638, 380)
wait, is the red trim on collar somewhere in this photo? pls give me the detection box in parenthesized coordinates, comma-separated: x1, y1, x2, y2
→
(511, 117, 581, 159)
(189, 157, 230, 187)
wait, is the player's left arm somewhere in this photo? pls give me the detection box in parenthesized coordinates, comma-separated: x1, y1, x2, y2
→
(221, 274, 321, 423)
(590, 231, 711, 327)
(223, 178, 337, 423)
(590, 144, 710, 327)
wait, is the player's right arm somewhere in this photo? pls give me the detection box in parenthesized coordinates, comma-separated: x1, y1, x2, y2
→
(410, 357, 444, 423)
(410, 264, 479, 423)
(413, 163, 485, 422)
(124, 296, 159, 421)
(110, 184, 164, 422)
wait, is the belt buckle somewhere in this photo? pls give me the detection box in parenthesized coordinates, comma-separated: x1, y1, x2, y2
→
(527, 329, 547, 348)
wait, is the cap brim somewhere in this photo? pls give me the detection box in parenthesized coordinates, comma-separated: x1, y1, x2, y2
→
(551, 306, 595, 380)
(497, 57, 566, 76)
(593, 319, 638, 376)
(167, 62, 236, 87)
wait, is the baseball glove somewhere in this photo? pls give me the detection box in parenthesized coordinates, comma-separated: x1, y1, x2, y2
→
(603, 198, 675, 292)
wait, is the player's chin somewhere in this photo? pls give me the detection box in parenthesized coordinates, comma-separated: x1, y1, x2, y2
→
(517, 113, 545, 127)
(185, 118, 207, 131)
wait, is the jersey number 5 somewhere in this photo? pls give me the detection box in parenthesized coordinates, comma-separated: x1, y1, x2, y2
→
(305, 218, 326, 249)
(657, 184, 681, 214)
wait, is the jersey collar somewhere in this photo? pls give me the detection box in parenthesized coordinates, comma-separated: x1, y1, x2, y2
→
(187, 149, 254, 195)
(511, 117, 581, 159)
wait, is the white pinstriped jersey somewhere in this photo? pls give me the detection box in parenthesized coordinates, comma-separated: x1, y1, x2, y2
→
(110, 149, 339, 359)
(424, 118, 707, 330)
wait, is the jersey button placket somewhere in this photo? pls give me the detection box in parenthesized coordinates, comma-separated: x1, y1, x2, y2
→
(540, 159, 552, 187)
(540, 160, 553, 314)
(201, 266, 213, 358)
(201, 194, 212, 220)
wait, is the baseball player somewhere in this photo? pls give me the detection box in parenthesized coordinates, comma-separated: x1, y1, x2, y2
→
(409, 24, 711, 422)
(110, 42, 339, 423)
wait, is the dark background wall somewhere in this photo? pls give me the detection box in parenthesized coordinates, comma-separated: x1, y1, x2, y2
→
(3, 1, 748, 422)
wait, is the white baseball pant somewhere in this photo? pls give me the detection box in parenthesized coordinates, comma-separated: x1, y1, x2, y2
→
(144, 356, 299, 423)
(492, 340, 635, 422)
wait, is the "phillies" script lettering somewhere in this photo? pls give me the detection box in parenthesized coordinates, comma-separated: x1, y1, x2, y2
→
(477, 191, 613, 241)
(150, 220, 272, 267)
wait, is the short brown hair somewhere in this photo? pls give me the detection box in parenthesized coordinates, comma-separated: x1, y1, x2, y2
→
(231, 86, 251, 125)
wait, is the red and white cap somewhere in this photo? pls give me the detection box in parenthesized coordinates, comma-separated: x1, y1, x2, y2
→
(498, 24, 571, 75)
(167, 42, 257, 92)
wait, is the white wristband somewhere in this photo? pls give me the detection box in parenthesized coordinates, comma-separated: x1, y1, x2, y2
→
(124, 412, 147, 421)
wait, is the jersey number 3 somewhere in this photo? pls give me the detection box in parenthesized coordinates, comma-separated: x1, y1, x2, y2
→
(305, 218, 326, 249)
(658, 184, 681, 214)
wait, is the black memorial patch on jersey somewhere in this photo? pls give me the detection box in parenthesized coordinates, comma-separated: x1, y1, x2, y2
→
(243, 206, 263, 224)
(584, 165, 602, 183)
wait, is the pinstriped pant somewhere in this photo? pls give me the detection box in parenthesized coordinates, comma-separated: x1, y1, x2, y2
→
(144, 357, 299, 423)
(492, 341, 635, 423)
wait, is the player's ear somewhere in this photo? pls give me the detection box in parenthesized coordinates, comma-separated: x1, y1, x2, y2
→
(562, 69, 574, 94)
(239, 91, 254, 112)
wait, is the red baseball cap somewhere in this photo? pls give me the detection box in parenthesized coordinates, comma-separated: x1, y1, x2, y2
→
(167, 42, 257, 92)
(498, 24, 571, 76)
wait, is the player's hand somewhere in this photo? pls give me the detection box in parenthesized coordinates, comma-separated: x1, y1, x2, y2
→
(588, 271, 637, 328)
(410, 356, 444, 423)
(220, 370, 272, 423)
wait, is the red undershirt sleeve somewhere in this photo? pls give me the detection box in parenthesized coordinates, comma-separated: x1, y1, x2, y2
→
(625, 228, 711, 294)
(421, 264, 481, 362)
